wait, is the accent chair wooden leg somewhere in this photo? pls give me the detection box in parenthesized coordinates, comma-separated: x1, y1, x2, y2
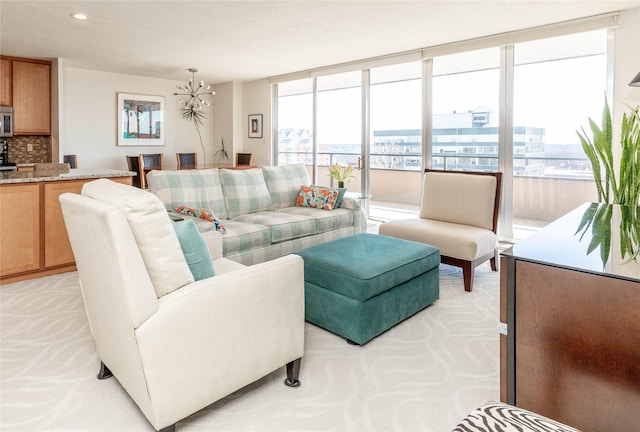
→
(490, 249, 499, 271)
(97, 361, 113, 380)
(284, 357, 301, 387)
(462, 261, 474, 292)
(158, 424, 175, 432)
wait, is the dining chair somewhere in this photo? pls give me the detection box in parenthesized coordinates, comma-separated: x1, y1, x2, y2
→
(176, 152, 198, 170)
(236, 152, 254, 167)
(139, 153, 164, 189)
(125, 155, 142, 188)
(63, 154, 78, 169)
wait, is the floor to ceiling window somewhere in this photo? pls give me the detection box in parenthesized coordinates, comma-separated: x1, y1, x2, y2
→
(512, 30, 607, 232)
(272, 18, 613, 238)
(316, 72, 362, 189)
(276, 78, 314, 168)
(369, 61, 422, 205)
(431, 48, 501, 172)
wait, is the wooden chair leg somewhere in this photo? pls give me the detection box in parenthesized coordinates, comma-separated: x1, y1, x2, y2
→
(490, 249, 499, 271)
(462, 261, 474, 292)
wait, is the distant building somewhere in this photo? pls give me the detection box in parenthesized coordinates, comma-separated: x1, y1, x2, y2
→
(278, 107, 589, 177)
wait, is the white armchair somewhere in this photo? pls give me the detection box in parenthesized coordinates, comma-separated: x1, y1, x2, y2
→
(59, 179, 305, 432)
(379, 169, 502, 292)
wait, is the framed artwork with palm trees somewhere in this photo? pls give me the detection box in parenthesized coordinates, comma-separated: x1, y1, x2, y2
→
(117, 93, 165, 146)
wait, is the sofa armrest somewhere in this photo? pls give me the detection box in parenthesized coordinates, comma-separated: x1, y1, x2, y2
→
(340, 197, 361, 210)
(201, 230, 223, 260)
(133, 254, 305, 428)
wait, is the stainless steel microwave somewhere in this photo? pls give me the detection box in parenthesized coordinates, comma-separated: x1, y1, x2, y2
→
(0, 107, 14, 137)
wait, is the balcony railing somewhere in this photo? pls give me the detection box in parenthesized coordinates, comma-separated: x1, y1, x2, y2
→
(278, 150, 598, 228)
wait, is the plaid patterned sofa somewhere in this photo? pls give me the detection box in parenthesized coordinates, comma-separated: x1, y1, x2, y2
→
(147, 165, 366, 265)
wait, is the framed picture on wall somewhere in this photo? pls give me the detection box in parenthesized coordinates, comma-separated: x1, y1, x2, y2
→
(117, 93, 165, 146)
(248, 114, 263, 138)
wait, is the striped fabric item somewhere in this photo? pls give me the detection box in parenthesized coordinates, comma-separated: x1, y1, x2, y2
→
(232, 211, 317, 243)
(218, 219, 271, 255)
(277, 206, 354, 233)
(262, 164, 311, 209)
(224, 226, 357, 266)
(146, 169, 228, 219)
(452, 402, 581, 432)
(220, 168, 273, 218)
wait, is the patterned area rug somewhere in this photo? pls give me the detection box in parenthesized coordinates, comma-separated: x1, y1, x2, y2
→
(1, 263, 501, 431)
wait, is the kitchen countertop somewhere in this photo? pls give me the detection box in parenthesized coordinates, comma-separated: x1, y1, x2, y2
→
(0, 168, 136, 184)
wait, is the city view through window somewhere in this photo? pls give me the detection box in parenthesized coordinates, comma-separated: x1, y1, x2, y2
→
(276, 29, 608, 236)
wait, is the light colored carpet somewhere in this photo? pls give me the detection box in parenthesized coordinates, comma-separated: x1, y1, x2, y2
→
(1, 262, 501, 432)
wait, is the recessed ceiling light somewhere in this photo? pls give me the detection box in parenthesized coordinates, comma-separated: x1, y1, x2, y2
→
(70, 13, 88, 20)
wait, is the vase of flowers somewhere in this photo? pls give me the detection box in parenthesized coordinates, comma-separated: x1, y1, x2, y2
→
(328, 162, 355, 188)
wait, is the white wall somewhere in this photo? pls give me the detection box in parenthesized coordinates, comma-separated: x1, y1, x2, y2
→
(240, 79, 271, 166)
(63, 67, 215, 170)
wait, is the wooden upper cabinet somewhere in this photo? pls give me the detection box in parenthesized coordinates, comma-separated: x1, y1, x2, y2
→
(0, 58, 11, 106)
(12, 59, 51, 135)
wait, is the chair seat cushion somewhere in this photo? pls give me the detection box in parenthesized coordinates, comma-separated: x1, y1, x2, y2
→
(379, 218, 497, 261)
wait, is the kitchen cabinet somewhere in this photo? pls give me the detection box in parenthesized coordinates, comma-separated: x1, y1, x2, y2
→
(500, 203, 640, 432)
(0, 58, 11, 106)
(0, 170, 133, 283)
(0, 183, 40, 275)
(12, 59, 51, 135)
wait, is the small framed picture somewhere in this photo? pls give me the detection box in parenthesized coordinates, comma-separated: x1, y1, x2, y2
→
(248, 114, 263, 138)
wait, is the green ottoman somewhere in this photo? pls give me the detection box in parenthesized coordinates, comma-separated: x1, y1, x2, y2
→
(294, 233, 440, 345)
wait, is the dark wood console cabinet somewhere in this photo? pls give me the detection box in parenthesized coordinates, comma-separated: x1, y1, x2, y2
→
(500, 203, 640, 432)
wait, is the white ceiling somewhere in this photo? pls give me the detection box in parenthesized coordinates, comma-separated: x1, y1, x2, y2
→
(1, 0, 638, 85)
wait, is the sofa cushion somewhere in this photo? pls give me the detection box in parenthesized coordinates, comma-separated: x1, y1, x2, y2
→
(146, 169, 228, 219)
(220, 168, 273, 218)
(262, 164, 311, 209)
(278, 206, 354, 233)
(232, 211, 317, 243)
(82, 179, 194, 297)
(219, 220, 272, 255)
(172, 219, 215, 280)
(295, 185, 340, 210)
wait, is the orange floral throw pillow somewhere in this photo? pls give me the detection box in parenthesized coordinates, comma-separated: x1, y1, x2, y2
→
(175, 206, 226, 233)
(295, 186, 340, 210)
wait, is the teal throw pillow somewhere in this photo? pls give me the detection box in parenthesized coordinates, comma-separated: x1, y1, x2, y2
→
(172, 219, 215, 281)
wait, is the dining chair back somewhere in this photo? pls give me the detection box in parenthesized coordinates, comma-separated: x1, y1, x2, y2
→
(236, 152, 254, 166)
(176, 152, 198, 170)
(63, 154, 78, 169)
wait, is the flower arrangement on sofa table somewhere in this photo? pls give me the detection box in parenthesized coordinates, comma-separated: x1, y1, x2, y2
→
(328, 162, 355, 188)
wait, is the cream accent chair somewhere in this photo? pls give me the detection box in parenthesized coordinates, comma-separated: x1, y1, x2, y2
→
(58, 179, 305, 432)
(379, 169, 502, 292)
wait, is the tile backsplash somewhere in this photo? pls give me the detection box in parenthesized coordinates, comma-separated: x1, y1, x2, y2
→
(3, 136, 51, 164)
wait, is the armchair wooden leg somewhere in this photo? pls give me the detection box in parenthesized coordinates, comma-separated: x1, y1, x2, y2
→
(284, 357, 301, 387)
(97, 361, 113, 380)
(490, 249, 499, 271)
(462, 261, 474, 292)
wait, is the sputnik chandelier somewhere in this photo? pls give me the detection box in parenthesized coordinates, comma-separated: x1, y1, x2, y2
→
(174, 68, 215, 109)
